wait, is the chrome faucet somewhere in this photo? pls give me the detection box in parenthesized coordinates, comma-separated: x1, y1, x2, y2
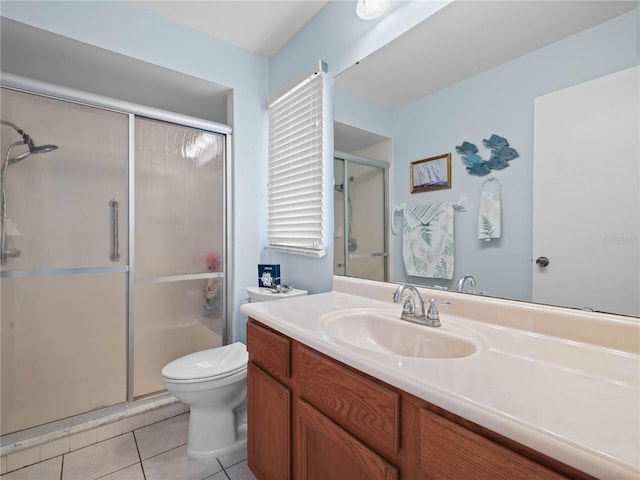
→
(455, 274, 476, 293)
(392, 284, 448, 327)
(393, 284, 426, 322)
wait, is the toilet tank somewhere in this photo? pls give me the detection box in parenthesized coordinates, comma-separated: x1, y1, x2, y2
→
(246, 286, 308, 303)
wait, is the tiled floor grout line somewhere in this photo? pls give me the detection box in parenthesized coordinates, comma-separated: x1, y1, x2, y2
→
(131, 429, 148, 480)
(136, 439, 187, 462)
(212, 467, 231, 480)
(93, 461, 140, 480)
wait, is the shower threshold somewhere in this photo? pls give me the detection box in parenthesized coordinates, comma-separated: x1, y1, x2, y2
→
(1, 392, 182, 458)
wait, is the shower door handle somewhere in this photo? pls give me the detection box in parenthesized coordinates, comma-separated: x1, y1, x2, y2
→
(109, 199, 121, 262)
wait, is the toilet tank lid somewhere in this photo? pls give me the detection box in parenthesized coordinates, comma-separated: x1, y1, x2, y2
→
(161, 342, 248, 380)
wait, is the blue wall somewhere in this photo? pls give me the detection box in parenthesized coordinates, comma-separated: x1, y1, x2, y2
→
(391, 11, 639, 300)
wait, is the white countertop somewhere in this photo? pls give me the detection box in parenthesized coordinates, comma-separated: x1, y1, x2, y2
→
(241, 277, 640, 479)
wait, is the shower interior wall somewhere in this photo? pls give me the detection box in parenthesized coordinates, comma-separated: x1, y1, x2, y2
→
(0, 86, 227, 436)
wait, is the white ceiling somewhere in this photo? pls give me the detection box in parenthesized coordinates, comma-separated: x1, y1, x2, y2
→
(131, 0, 329, 57)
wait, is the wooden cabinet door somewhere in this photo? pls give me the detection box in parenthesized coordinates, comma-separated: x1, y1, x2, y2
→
(248, 362, 290, 480)
(297, 399, 398, 480)
(419, 409, 568, 480)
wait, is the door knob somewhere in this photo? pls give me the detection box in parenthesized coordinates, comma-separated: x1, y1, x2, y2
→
(535, 256, 549, 267)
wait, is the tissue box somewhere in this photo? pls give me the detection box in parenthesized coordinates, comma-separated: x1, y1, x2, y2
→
(258, 264, 281, 287)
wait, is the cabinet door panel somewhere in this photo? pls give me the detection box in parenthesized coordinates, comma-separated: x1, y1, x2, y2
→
(295, 345, 400, 454)
(248, 362, 290, 480)
(297, 399, 398, 480)
(419, 408, 568, 480)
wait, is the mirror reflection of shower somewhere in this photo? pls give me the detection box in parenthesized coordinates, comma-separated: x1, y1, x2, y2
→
(334, 175, 358, 252)
(1, 120, 58, 265)
(334, 154, 389, 282)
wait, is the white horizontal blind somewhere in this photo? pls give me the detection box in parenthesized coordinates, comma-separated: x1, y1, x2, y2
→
(267, 72, 325, 256)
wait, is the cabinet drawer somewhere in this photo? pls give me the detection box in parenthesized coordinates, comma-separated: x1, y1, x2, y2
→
(419, 408, 568, 480)
(294, 345, 400, 454)
(247, 320, 290, 380)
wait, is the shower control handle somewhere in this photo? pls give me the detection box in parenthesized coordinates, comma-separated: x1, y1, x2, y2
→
(109, 199, 121, 262)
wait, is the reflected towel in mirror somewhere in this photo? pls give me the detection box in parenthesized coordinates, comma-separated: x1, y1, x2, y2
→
(402, 202, 455, 280)
(478, 191, 501, 241)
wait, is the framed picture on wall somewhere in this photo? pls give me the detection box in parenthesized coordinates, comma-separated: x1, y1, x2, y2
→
(410, 153, 452, 193)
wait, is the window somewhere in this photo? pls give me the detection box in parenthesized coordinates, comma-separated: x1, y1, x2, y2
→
(267, 71, 326, 257)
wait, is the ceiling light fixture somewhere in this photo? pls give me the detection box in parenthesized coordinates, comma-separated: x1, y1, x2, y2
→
(356, 0, 390, 20)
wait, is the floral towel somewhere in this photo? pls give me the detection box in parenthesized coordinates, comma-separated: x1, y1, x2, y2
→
(478, 191, 501, 241)
(402, 202, 455, 280)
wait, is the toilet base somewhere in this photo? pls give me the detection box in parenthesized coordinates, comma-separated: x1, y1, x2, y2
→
(185, 403, 247, 459)
(187, 432, 247, 459)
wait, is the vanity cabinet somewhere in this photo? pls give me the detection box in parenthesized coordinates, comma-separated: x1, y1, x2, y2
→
(246, 319, 592, 480)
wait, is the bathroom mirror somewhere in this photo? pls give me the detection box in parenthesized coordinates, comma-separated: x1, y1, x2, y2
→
(334, 0, 639, 317)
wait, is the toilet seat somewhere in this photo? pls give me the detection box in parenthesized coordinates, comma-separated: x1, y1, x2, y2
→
(162, 342, 248, 382)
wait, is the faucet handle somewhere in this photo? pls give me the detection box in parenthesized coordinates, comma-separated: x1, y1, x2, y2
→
(425, 298, 451, 327)
(401, 296, 414, 315)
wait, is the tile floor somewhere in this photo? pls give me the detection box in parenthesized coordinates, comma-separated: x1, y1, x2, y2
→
(2, 413, 256, 480)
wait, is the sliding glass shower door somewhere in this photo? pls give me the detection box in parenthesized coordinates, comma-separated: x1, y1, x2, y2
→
(133, 118, 225, 397)
(1, 86, 228, 436)
(1, 88, 129, 434)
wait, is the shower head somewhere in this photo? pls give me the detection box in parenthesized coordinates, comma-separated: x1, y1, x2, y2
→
(23, 130, 58, 156)
(6, 142, 58, 165)
(2, 120, 58, 165)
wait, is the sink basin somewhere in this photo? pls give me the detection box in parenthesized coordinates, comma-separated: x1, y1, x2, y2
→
(320, 308, 477, 359)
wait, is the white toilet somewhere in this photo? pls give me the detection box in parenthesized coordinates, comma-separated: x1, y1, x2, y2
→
(161, 342, 248, 459)
(162, 286, 306, 458)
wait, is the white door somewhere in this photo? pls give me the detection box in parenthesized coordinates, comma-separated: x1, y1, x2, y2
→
(532, 66, 639, 316)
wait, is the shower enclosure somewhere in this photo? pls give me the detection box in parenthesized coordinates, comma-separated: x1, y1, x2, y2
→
(0, 81, 230, 437)
(334, 153, 388, 281)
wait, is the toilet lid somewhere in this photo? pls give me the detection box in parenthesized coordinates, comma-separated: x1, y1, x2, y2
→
(162, 342, 248, 381)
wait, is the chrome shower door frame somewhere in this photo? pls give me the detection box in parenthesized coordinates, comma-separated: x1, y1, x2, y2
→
(1, 74, 233, 421)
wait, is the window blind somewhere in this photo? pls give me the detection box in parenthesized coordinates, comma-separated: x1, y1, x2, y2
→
(267, 72, 325, 257)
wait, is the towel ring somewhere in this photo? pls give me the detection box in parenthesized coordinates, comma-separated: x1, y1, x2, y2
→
(481, 172, 501, 190)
